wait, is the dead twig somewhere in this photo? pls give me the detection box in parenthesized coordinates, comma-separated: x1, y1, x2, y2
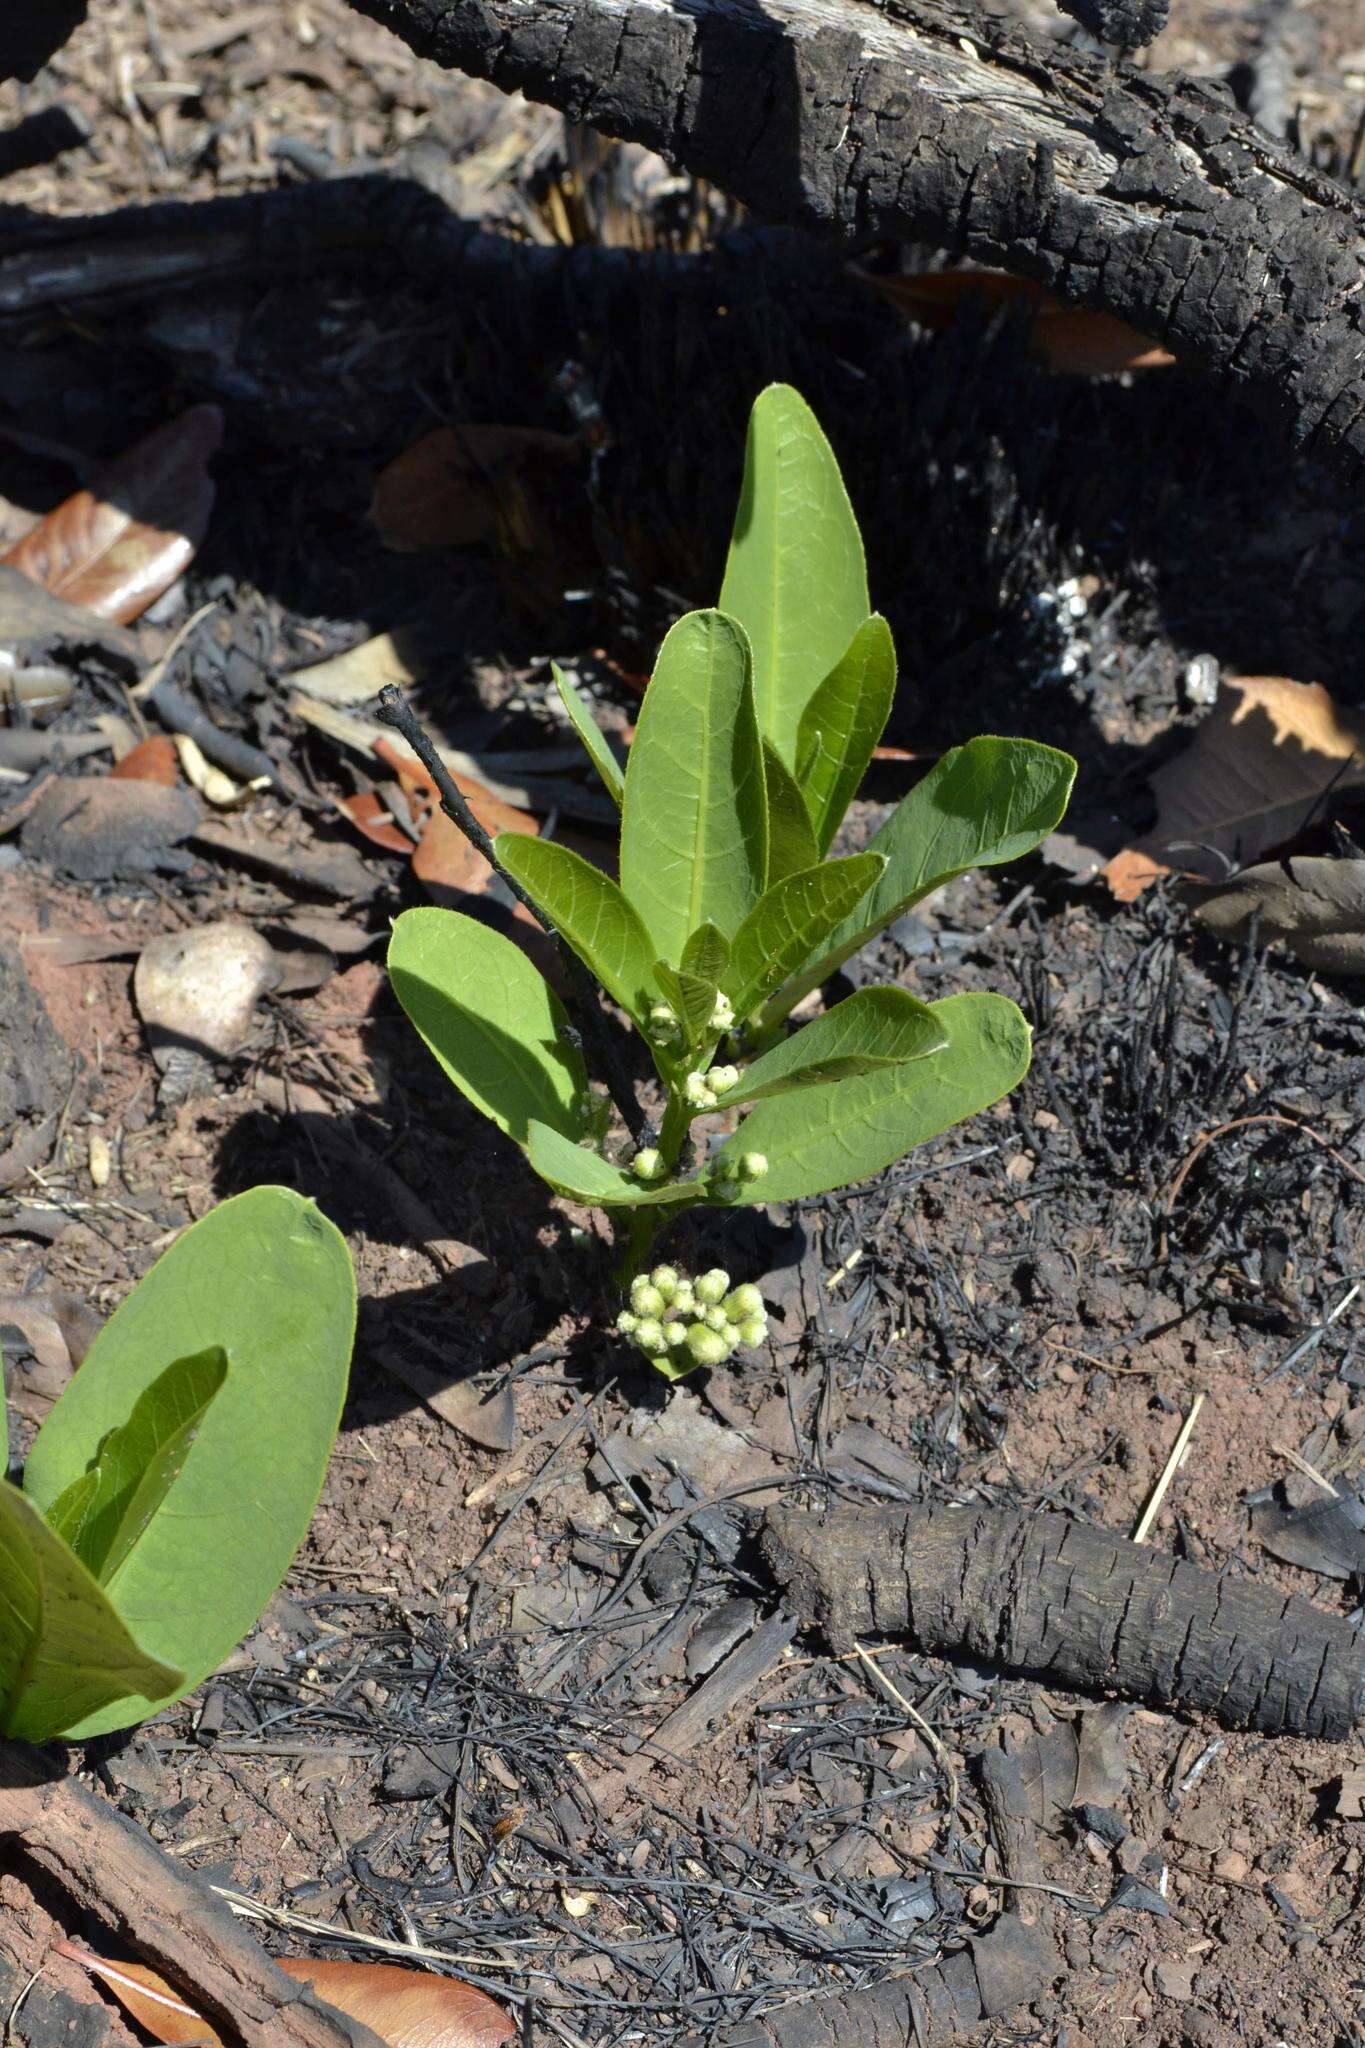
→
(374, 686, 648, 1143)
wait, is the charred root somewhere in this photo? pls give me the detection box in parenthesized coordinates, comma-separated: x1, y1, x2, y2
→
(762, 1503, 1365, 1739)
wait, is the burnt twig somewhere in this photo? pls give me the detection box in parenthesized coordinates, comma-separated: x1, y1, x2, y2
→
(374, 685, 648, 1142)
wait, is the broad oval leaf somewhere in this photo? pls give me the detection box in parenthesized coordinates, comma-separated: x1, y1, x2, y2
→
(0, 1479, 181, 1743)
(620, 609, 767, 962)
(796, 614, 897, 853)
(723, 852, 885, 1020)
(22, 1186, 354, 1740)
(526, 1121, 700, 1208)
(762, 740, 820, 884)
(495, 834, 654, 1027)
(389, 906, 588, 1144)
(45, 1346, 228, 1586)
(712, 991, 1031, 1202)
(719, 385, 869, 766)
(769, 737, 1076, 1019)
(553, 661, 624, 809)
(60, 1948, 516, 2048)
(712, 988, 947, 1106)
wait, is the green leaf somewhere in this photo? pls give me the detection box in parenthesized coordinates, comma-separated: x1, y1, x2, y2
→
(713, 992, 1031, 1202)
(763, 741, 820, 884)
(389, 906, 588, 1145)
(723, 852, 884, 1021)
(712, 988, 947, 1106)
(719, 385, 869, 767)
(553, 662, 624, 809)
(525, 1122, 702, 1208)
(23, 1186, 354, 1740)
(645, 924, 729, 1051)
(45, 1348, 228, 1587)
(0, 1479, 182, 1743)
(619, 610, 767, 963)
(682, 922, 730, 989)
(769, 738, 1076, 1019)
(653, 958, 718, 1048)
(495, 835, 655, 1028)
(796, 614, 897, 853)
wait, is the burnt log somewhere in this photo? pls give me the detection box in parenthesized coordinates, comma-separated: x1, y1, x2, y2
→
(346, 0, 1365, 485)
(762, 1502, 1365, 1738)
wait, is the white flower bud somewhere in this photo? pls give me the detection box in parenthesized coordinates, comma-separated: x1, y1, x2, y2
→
(671, 1280, 695, 1315)
(703, 1303, 729, 1333)
(695, 1268, 730, 1305)
(706, 1064, 739, 1094)
(662, 1320, 688, 1348)
(648, 1002, 680, 1040)
(632, 1147, 665, 1181)
(738, 1151, 768, 1182)
(685, 1324, 729, 1366)
(633, 1319, 666, 1355)
(738, 1316, 768, 1348)
(709, 992, 734, 1031)
(630, 1279, 665, 1318)
(650, 1264, 680, 1300)
(724, 1283, 764, 1323)
(683, 1072, 714, 1109)
(616, 1310, 639, 1334)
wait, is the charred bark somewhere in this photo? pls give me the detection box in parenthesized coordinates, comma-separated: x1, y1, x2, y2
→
(346, 0, 1365, 484)
(762, 1502, 1365, 1738)
(0, 1747, 386, 2048)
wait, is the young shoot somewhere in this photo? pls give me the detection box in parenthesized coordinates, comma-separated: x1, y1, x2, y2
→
(388, 384, 1075, 1378)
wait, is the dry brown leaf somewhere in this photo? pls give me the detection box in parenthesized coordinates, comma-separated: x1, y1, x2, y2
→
(372, 424, 580, 552)
(1185, 856, 1365, 975)
(3, 406, 223, 624)
(56, 1949, 514, 2048)
(373, 734, 539, 900)
(111, 736, 180, 786)
(1104, 677, 1365, 899)
(858, 267, 1176, 374)
(334, 790, 414, 855)
(277, 1961, 514, 2048)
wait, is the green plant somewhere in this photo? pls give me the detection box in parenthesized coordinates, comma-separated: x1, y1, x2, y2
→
(1, 1185, 354, 1743)
(388, 385, 1075, 1372)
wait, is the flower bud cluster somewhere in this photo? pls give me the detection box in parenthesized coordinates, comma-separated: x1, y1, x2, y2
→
(683, 1061, 740, 1111)
(616, 1266, 769, 1370)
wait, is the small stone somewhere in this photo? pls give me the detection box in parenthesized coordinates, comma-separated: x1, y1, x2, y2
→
(1213, 1849, 1249, 1884)
(1154, 1956, 1199, 2001)
(135, 921, 279, 1063)
(1335, 1767, 1365, 1820)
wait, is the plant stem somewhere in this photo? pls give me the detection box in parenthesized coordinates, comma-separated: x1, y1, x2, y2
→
(374, 685, 649, 1143)
(614, 1203, 665, 1289)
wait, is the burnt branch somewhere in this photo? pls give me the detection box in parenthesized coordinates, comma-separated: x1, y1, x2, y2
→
(346, 0, 1365, 484)
(0, 1748, 386, 2048)
(373, 687, 649, 1143)
(762, 1502, 1365, 1738)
